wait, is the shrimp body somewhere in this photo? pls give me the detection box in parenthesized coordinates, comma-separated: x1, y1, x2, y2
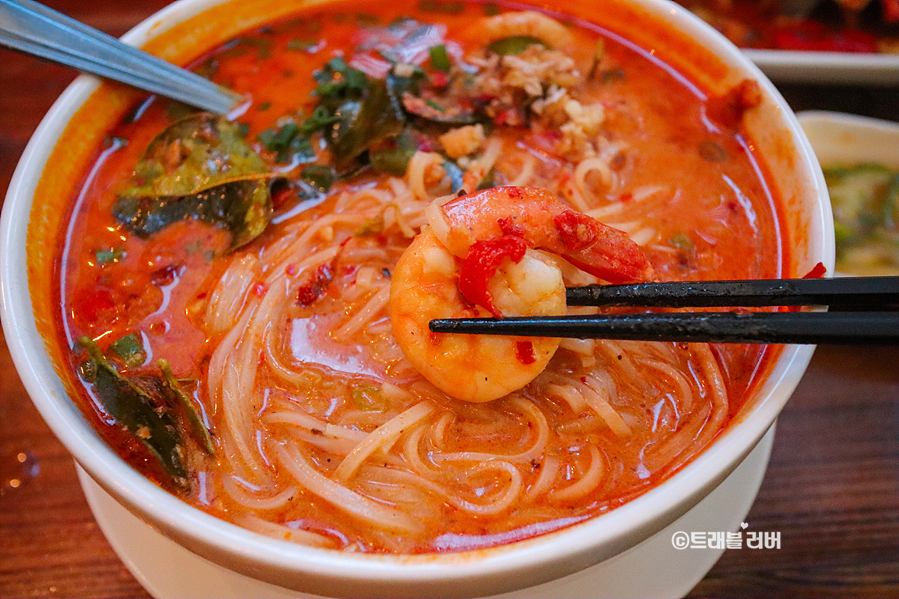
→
(390, 186, 653, 403)
(468, 10, 576, 49)
(391, 229, 566, 403)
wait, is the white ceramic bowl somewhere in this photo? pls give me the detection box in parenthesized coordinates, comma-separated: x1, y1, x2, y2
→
(0, 0, 832, 596)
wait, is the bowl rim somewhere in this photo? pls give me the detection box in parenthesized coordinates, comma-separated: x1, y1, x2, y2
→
(0, 0, 831, 595)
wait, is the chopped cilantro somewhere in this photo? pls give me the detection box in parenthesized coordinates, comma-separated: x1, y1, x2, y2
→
(429, 45, 452, 72)
(425, 99, 446, 113)
(95, 247, 124, 264)
(257, 120, 315, 163)
(109, 332, 147, 368)
(286, 39, 317, 51)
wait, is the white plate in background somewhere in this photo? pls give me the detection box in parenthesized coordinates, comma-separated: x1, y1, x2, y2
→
(749, 50, 899, 86)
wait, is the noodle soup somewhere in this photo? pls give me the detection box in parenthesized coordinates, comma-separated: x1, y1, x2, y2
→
(56, 0, 787, 555)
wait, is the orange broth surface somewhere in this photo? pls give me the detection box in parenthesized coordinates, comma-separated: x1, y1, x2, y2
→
(56, 0, 786, 553)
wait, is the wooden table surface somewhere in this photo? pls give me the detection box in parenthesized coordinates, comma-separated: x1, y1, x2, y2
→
(1, 2, 898, 597)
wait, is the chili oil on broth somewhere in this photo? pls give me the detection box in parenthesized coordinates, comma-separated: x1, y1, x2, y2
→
(57, 0, 783, 554)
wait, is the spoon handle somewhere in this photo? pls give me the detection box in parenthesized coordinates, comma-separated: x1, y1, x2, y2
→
(0, 0, 244, 114)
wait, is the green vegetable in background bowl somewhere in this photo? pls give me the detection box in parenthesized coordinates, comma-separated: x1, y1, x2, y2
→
(824, 163, 899, 276)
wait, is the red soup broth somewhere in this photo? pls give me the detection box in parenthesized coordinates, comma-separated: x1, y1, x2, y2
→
(51, 0, 786, 554)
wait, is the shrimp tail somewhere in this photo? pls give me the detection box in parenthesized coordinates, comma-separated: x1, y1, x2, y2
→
(552, 208, 654, 283)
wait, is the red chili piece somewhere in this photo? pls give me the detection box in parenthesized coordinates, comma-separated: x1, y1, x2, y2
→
(516, 341, 536, 365)
(297, 263, 335, 306)
(497, 216, 525, 238)
(271, 182, 295, 210)
(150, 264, 179, 287)
(802, 262, 827, 279)
(459, 235, 527, 318)
(431, 71, 449, 88)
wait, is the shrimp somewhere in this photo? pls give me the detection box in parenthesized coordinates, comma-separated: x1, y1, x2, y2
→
(467, 10, 576, 50)
(390, 186, 653, 403)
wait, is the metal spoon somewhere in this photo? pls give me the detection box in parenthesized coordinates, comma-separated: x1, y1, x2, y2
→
(0, 0, 244, 114)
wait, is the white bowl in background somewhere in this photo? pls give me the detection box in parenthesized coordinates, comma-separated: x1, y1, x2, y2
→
(798, 110, 899, 277)
(0, 0, 832, 596)
(798, 111, 899, 169)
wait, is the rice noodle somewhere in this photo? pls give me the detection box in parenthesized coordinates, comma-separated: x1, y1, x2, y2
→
(431, 397, 546, 457)
(526, 454, 561, 500)
(580, 376, 632, 438)
(641, 344, 728, 473)
(550, 444, 605, 503)
(572, 155, 616, 207)
(407, 151, 446, 201)
(544, 382, 588, 414)
(333, 401, 437, 482)
(453, 460, 524, 515)
(272, 442, 423, 534)
(222, 474, 297, 511)
(232, 513, 338, 548)
(505, 153, 537, 186)
(331, 286, 391, 342)
(204, 254, 259, 336)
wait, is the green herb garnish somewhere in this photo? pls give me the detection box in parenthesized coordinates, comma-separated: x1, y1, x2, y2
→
(77, 337, 189, 486)
(109, 333, 147, 368)
(429, 44, 452, 72)
(113, 114, 276, 250)
(159, 360, 215, 455)
(488, 35, 547, 55)
(300, 164, 336, 193)
(95, 248, 124, 264)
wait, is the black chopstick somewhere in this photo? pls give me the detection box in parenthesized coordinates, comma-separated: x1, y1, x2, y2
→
(428, 312, 899, 345)
(428, 276, 899, 345)
(565, 276, 899, 308)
